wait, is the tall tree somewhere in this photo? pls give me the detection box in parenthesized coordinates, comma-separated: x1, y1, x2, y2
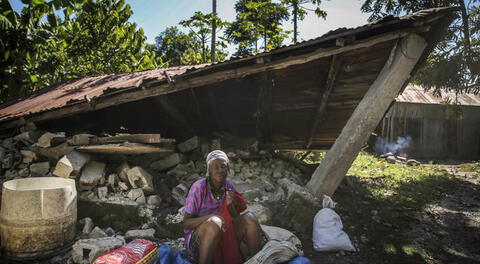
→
(361, 0, 480, 93)
(179, 11, 228, 63)
(211, 0, 217, 62)
(154, 26, 195, 66)
(226, 0, 290, 55)
(0, 0, 162, 103)
(282, 0, 327, 43)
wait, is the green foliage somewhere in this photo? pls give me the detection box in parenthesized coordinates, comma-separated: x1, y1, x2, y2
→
(361, 0, 480, 93)
(226, 0, 290, 55)
(282, 0, 327, 43)
(154, 12, 228, 66)
(0, 0, 164, 103)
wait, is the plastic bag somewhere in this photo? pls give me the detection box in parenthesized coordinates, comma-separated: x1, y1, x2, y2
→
(312, 195, 355, 252)
(93, 239, 157, 264)
(158, 244, 191, 264)
(288, 256, 311, 264)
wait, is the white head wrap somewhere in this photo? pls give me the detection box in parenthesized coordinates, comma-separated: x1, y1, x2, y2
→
(206, 150, 229, 175)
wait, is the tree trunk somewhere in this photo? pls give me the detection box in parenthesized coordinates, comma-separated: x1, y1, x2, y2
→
(458, 0, 472, 72)
(306, 34, 427, 197)
(211, 0, 217, 62)
(293, 1, 298, 43)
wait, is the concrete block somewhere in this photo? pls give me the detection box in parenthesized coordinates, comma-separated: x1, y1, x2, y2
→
(150, 153, 183, 171)
(124, 228, 155, 241)
(72, 237, 124, 264)
(37, 132, 66, 148)
(177, 136, 199, 153)
(79, 161, 106, 190)
(127, 166, 154, 194)
(29, 162, 50, 176)
(53, 151, 91, 178)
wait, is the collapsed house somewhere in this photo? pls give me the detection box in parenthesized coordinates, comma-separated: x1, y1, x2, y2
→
(0, 7, 457, 262)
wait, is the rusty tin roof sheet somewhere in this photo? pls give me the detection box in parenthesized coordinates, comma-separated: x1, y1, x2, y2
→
(396, 84, 480, 106)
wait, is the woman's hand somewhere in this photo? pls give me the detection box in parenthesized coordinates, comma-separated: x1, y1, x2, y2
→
(226, 190, 235, 205)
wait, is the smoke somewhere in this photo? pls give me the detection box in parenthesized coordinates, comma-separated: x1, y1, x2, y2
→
(374, 136, 412, 155)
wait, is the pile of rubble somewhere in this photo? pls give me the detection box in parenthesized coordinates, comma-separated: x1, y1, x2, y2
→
(379, 152, 420, 166)
(0, 123, 318, 263)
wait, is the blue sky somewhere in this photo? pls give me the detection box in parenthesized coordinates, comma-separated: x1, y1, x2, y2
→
(8, 0, 371, 53)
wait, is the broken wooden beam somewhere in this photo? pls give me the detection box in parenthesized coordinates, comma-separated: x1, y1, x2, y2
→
(76, 142, 175, 155)
(306, 33, 427, 197)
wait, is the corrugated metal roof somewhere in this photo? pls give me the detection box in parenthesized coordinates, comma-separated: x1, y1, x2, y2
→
(396, 84, 480, 106)
(0, 7, 458, 126)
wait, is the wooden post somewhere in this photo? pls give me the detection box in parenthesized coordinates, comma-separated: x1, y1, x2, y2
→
(306, 33, 427, 197)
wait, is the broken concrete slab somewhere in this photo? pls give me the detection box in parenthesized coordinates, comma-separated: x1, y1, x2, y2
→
(72, 237, 124, 264)
(29, 162, 50, 176)
(37, 132, 66, 148)
(177, 136, 199, 153)
(150, 153, 183, 171)
(118, 181, 130, 191)
(127, 166, 154, 194)
(79, 161, 106, 190)
(124, 228, 155, 241)
(53, 151, 91, 178)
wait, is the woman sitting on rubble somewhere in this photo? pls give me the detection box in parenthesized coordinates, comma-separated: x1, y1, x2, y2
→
(183, 150, 264, 264)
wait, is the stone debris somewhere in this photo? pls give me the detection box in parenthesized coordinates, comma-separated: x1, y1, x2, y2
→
(147, 195, 162, 206)
(107, 173, 119, 186)
(53, 151, 91, 178)
(127, 166, 154, 194)
(151, 153, 183, 171)
(124, 228, 156, 241)
(29, 161, 50, 176)
(37, 132, 66, 148)
(171, 183, 189, 205)
(97, 186, 108, 199)
(89, 226, 108, 238)
(79, 161, 106, 190)
(127, 188, 146, 204)
(117, 162, 130, 182)
(177, 136, 200, 153)
(380, 152, 421, 166)
(72, 237, 124, 264)
(81, 217, 94, 235)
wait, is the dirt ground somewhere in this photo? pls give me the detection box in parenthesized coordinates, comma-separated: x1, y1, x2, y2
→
(301, 164, 480, 264)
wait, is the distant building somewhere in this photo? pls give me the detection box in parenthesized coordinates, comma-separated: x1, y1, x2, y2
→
(376, 84, 480, 160)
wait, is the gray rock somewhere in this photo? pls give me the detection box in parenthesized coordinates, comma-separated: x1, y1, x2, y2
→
(82, 217, 94, 234)
(20, 150, 37, 163)
(105, 227, 116, 236)
(118, 181, 130, 191)
(97, 186, 108, 199)
(18, 167, 30, 178)
(127, 188, 146, 204)
(247, 203, 273, 225)
(177, 136, 200, 153)
(72, 237, 124, 264)
(107, 173, 119, 186)
(150, 153, 183, 171)
(79, 161, 106, 190)
(53, 151, 91, 178)
(407, 159, 420, 166)
(117, 162, 130, 182)
(147, 195, 162, 206)
(2, 154, 13, 169)
(127, 166, 154, 194)
(171, 183, 189, 205)
(36, 132, 66, 148)
(89, 226, 108, 238)
(124, 228, 155, 241)
(29, 162, 50, 176)
(386, 156, 397, 164)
